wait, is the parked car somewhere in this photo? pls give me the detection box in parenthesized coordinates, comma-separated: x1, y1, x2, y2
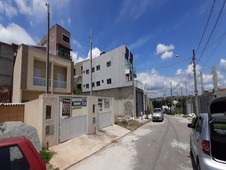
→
(0, 137, 46, 170)
(187, 93, 226, 170)
(152, 108, 164, 122)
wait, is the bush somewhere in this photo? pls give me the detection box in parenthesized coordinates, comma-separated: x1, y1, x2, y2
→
(39, 147, 54, 164)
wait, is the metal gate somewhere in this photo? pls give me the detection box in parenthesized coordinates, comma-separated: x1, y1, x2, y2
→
(60, 115, 87, 143)
(59, 97, 88, 143)
(98, 112, 112, 129)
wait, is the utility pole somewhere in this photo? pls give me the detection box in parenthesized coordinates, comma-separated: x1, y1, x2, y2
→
(200, 72, 204, 95)
(45, 3, 50, 94)
(132, 58, 136, 118)
(192, 49, 199, 115)
(89, 36, 93, 96)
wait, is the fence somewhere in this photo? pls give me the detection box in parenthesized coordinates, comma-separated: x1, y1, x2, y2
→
(0, 104, 24, 123)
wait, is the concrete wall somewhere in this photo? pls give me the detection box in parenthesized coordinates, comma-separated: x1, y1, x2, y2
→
(24, 94, 114, 147)
(12, 45, 23, 103)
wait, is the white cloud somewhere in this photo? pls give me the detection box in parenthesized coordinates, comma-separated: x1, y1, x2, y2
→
(0, 23, 35, 45)
(129, 35, 151, 50)
(68, 17, 71, 25)
(220, 58, 226, 72)
(156, 43, 175, 60)
(161, 51, 173, 60)
(116, 0, 152, 23)
(156, 43, 175, 54)
(0, 1, 18, 18)
(88, 47, 101, 58)
(70, 51, 84, 63)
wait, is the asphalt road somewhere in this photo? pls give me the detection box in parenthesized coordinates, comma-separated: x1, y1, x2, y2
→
(68, 115, 193, 170)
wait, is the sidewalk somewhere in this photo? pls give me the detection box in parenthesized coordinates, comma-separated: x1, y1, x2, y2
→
(49, 125, 130, 170)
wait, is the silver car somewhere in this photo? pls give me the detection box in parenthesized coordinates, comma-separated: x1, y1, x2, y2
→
(152, 108, 164, 122)
(187, 94, 226, 170)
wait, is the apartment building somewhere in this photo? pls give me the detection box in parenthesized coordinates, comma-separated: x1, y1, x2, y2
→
(74, 45, 145, 116)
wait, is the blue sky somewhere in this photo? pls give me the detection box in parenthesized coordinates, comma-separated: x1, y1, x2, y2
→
(1, 0, 226, 98)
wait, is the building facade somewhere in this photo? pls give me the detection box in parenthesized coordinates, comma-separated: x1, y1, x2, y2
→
(74, 45, 145, 117)
(0, 42, 18, 102)
(12, 44, 73, 103)
(38, 24, 71, 60)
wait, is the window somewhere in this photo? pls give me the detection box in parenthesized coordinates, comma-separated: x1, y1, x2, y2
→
(63, 34, 70, 44)
(195, 117, 203, 133)
(96, 65, 100, 71)
(86, 69, 89, 74)
(92, 82, 95, 87)
(51, 33, 54, 41)
(104, 99, 110, 108)
(86, 84, 89, 88)
(0, 145, 29, 170)
(102, 80, 104, 83)
(46, 105, 52, 119)
(98, 99, 103, 111)
(96, 81, 100, 87)
(92, 67, 95, 72)
(106, 61, 111, 67)
(74, 68, 76, 75)
(107, 78, 112, 84)
(33, 67, 43, 86)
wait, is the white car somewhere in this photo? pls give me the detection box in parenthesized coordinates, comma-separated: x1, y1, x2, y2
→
(187, 93, 226, 170)
(152, 108, 164, 122)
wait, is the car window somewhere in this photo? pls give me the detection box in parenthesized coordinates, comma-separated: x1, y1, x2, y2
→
(0, 145, 30, 170)
(154, 109, 161, 112)
(211, 123, 226, 137)
(195, 117, 203, 134)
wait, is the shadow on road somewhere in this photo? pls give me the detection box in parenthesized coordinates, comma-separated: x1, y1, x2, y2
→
(187, 153, 197, 170)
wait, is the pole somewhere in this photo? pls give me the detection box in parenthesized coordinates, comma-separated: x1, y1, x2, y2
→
(45, 3, 50, 94)
(132, 57, 136, 118)
(193, 49, 199, 115)
(89, 36, 93, 96)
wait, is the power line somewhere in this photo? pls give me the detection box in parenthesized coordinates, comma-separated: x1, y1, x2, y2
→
(196, 0, 216, 53)
(197, 0, 226, 64)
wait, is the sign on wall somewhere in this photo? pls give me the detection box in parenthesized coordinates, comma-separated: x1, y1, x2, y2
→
(62, 98, 71, 117)
(72, 97, 87, 109)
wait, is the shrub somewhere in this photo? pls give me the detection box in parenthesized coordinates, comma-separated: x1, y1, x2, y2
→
(39, 147, 54, 164)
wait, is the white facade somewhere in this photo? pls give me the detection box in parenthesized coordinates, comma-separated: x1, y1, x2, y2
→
(82, 45, 134, 92)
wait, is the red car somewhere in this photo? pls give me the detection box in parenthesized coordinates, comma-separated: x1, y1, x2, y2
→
(0, 137, 46, 170)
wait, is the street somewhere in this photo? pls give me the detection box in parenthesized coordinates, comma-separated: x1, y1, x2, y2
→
(68, 115, 193, 170)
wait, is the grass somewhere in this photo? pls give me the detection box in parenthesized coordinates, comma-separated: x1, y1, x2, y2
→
(115, 118, 144, 131)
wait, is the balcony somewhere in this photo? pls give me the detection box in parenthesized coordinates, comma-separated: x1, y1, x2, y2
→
(33, 77, 67, 89)
(57, 50, 71, 60)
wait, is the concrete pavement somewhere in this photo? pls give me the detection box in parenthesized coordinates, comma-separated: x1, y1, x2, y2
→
(49, 125, 130, 170)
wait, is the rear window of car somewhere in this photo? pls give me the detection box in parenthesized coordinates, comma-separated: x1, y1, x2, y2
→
(212, 123, 226, 136)
(154, 109, 161, 112)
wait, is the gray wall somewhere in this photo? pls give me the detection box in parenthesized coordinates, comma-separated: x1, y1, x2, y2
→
(0, 42, 14, 87)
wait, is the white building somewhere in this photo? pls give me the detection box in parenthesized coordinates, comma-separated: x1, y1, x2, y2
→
(74, 45, 146, 117)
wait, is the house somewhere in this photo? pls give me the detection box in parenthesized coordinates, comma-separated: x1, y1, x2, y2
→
(74, 45, 145, 117)
(12, 24, 74, 103)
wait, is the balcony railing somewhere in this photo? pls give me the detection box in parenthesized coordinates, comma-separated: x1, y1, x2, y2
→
(33, 77, 67, 89)
(57, 50, 71, 60)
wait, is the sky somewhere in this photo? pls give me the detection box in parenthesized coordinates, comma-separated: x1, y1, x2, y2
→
(1, 0, 226, 98)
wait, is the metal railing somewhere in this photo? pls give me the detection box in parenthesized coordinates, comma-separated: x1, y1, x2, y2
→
(33, 77, 67, 89)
